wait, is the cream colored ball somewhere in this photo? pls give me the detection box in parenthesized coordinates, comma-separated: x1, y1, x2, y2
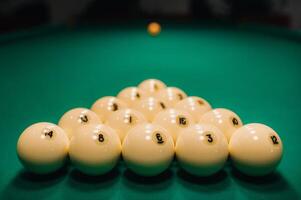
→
(131, 97, 167, 122)
(91, 96, 128, 122)
(69, 124, 121, 175)
(122, 123, 174, 176)
(176, 123, 228, 176)
(58, 108, 101, 139)
(153, 108, 195, 142)
(199, 108, 243, 142)
(229, 123, 283, 176)
(138, 79, 167, 96)
(17, 122, 69, 174)
(117, 87, 147, 107)
(106, 108, 147, 142)
(174, 96, 212, 122)
(155, 87, 187, 108)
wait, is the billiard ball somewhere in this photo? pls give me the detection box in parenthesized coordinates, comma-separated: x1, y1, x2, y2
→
(138, 79, 166, 96)
(117, 87, 147, 107)
(58, 108, 101, 139)
(147, 22, 161, 36)
(176, 123, 228, 176)
(153, 108, 195, 142)
(199, 108, 243, 142)
(106, 108, 147, 142)
(91, 96, 128, 122)
(17, 122, 69, 174)
(131, 97, 167, 122)
(69, 124, 121, 175)
(122, 123, 174, 176)
(174, 96, 212, 122)
(229, 123, 283, 176)
(155, 87, 187, 108)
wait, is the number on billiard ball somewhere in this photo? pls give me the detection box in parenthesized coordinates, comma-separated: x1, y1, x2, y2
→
(58, 108, 101, 139)
(199, 108, 243, 142)
(206, 133, 213, 143)
(159, 102, 166, 109)
(122, 123, 174, 176)
(177, 116, 188, 127)
(17, 122, 69, 174)
(98, 133, 105, 143)
(111, 103, 118, 111)
(175, 124, 228, 176)
(229, 123, 283, 176)
(232, 117, 239, 126)
(79, 114, 88, 123)
(44, 129, 54, 138)
(270, 135, 279, 145)
(106, 109, 147, 142)
(138, 79, 167, 95)
(155, 133, 164, 144)
(153, 108, 195, 142)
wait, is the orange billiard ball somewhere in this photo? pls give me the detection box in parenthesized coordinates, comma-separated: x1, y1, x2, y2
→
(147, 22, 161, 36)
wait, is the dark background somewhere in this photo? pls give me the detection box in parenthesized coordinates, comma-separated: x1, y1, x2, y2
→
(0, 0, 300, 33)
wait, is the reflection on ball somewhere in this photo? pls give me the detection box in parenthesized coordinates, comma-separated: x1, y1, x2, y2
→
(200, 108, 243, 142)
(176, 124, 228, 176)
(17, 122, 69, 174)
(69, 124, 121, 175)
(229, 123, 283, 176)
(122, 123, 174, 176)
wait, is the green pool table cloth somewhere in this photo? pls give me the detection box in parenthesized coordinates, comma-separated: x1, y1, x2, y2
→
(0, 22, 301, 200)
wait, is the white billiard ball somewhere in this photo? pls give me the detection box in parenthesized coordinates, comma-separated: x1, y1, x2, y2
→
(58, 108, 101, 139)
(91, 96, 128, 122)
(199, 108, 243, 142)
(229, 123, 283, 176)
(17, 122, 69, 174)
(106, 108, 147, 142)
(122, 123, 174, 176)
(69, 124, 121, 175)
(176, 124, 228, 176)
(155, 87, 187, 107)
(153, 108, 195, 142)
(117, 87, 147, 107)
(138, 79, 167, 96)
(131, 97, 167, 122)
(174, 96, 212, 122)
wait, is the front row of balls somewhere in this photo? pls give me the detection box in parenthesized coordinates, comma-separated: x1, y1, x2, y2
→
(17, 121, 282, 177)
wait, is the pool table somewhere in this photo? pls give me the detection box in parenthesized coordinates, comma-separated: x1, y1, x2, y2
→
(0, 21, 301, 200)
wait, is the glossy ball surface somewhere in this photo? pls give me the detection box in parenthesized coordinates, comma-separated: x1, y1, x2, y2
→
(131, 97, 167, 122)
(176, 124, 228, 176)
(138, 79, 166, 96)
(174, 96, 212, 122)
(91, 96, 128, 122)
(153, 108, 195, 142)
(58, 108, 101, 139)
(106, 108, 147, 142)
(122, 123, 174, 176)
(69, 124, 121, 175)
(199, 108, 243, 142)
(117, 87, 147, 107)
(229, 123, 283, 176)
(155, 87, 187, 108)
(17, 122, 69, 174)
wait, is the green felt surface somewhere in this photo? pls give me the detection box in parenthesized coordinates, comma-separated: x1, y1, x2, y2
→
(0, 22, 301, 200)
